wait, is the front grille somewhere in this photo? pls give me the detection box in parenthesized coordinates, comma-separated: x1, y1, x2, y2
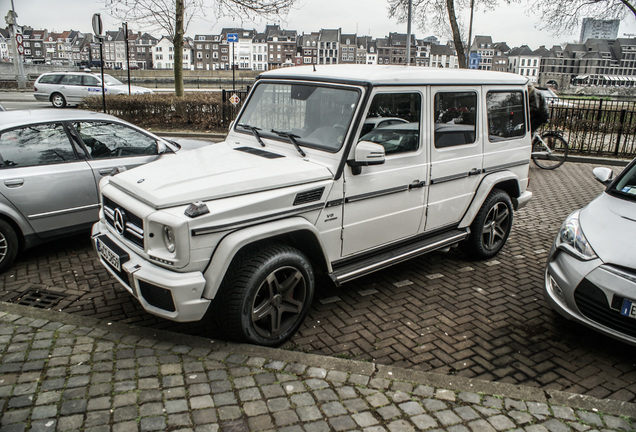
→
(139, 281, 176, 312)
(103, 196, 145, 250)
(574, 278, 636, 338)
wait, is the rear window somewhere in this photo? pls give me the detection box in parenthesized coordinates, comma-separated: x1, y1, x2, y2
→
(37, 74, 62, 84)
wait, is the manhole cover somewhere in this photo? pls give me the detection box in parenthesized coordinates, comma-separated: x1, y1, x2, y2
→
(10, 289, 67, 309)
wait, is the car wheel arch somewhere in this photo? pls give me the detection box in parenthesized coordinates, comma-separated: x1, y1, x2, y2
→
(202, 218, 330, 300)
(458, 172, 521, 230)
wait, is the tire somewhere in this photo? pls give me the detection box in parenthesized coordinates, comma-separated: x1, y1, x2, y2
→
(461, 189, 513, 260)
(0, 219, 19, 273)
(216, 244, 315, 346)
(51, 93, 66, 108)
(532, 133, 568, 169)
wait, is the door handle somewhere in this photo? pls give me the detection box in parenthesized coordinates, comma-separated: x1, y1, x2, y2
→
(469, 168, 482, 176)
(409, 180, 426, 190)
(4, 179, 24, 187)
(99, 168, 114, 176)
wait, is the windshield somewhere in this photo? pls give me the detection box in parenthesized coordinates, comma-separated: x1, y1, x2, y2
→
(609, 162, 636, 201)
(103, 74, 124, 86)
(235, 82, 361, 152)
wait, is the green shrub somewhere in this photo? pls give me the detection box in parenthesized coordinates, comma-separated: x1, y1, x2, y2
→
(79, 92, 231, 132)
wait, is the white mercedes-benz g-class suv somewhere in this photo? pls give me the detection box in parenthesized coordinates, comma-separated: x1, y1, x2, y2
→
(92, 65, 532, 346)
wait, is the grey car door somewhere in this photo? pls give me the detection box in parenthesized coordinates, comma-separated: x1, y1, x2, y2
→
(69, 121, 164, 183)
(0, 122, 99, 238)
(58, 74, 85, 105)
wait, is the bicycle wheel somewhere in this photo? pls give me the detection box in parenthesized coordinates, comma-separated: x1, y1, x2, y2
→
(532, 133, 568, 169)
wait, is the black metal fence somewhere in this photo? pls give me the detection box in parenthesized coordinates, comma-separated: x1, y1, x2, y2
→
(221, 88, 250, 128)
(543, 97, 636, 157)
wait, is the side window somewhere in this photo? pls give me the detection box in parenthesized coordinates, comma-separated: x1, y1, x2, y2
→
(434, 92, 477, 148)
(486, 91, 526, 141)
(83, 75, 100, 86)
(73, 122, 158, 158)
(0, 123, 77, 168)
(38, 74, 62, 84)
(359, 92, 421, 155)
(60, 74, 82, 86)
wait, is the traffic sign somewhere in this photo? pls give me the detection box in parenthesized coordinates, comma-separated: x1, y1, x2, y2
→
(16, 44, 24, 55)
(227, 33, 238, 43)
(229, 94, 240, 106)
(15, 33, 23, 44)
(92, 13, 103, 36)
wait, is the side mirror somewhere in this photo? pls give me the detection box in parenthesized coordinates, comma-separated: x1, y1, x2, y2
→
(347, 141, 385, 175)
(592, 167, 613, 186)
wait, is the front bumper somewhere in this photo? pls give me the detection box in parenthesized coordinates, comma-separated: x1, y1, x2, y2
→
(92, 221, 211, 322)
(544, 245, 636, 346)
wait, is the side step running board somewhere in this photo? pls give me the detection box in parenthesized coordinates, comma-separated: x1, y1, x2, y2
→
(330, 229, 470, 286)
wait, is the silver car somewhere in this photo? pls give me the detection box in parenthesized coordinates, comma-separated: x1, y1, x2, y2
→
(0, 109, 208, 272)
(544, 158, 636, 345)
(34, 71, 153, 108)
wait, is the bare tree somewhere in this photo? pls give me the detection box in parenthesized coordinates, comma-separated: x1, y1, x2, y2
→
(388, 0, 515, 68)
(105, 0, 297, 96)
(529, 0, 636, 35)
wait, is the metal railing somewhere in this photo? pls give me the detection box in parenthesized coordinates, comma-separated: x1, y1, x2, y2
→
(543, 98, 636, 157)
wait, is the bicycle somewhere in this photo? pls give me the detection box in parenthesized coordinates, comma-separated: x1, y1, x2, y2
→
(531, 130, 569, 169)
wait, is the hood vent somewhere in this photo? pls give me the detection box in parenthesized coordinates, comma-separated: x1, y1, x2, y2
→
(294, 187, 325, 206)
(235, 146, 284, 159)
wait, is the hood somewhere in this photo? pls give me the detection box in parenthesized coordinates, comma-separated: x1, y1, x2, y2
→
(109, 142, 333, 209)
(580, 192, 636, 268)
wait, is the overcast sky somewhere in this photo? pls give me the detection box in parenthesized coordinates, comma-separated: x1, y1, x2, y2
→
(4, 0, 636, 49)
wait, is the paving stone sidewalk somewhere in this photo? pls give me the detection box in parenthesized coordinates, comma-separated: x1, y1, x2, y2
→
(0, 303, 634, 432)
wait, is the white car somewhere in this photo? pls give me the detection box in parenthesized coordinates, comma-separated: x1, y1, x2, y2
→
(34, 71, 153, 108)
(536, 87, 574, 108)
(91, 65, 532, 346)
(544, 158, 636, 346)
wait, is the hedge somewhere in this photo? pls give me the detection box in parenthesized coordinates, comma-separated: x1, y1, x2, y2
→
(79, 92, 230, 132)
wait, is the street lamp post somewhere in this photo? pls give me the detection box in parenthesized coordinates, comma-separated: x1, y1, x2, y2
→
(7, 0, 26, 89)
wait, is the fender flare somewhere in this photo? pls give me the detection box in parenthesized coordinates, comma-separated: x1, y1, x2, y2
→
(202, 217, 330, 299)
(458, 172, 521, 229)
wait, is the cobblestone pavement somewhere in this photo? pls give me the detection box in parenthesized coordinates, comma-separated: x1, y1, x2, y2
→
(2, 162, 636, 405)
(1, 302, 634, 432)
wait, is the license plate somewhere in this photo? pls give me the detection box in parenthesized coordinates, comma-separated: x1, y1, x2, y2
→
(620, 298, 636, 319)
(97, 237, 121, 272)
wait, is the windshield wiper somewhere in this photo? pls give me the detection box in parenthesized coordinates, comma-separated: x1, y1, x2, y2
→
(271, 129, 306, 157)
(237, 123, 266, 147)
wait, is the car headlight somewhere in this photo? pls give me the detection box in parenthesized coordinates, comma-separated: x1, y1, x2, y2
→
(555, 210, 597, 260)
(162, 226, 176, 253)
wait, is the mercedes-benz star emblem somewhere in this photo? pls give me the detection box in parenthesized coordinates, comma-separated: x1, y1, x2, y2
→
(114, 208, 127, 235)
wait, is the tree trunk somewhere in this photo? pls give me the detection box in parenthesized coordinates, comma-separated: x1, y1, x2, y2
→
(446, 0, 466, 68)
(174, 0, 185, 97)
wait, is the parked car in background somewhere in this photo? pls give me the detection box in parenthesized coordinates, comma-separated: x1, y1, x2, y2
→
(34, 71, 153, 108)
(536, 87, 575, 108)
(544, 158, 636, 346)
(0, 109, 209, 273)
(360, 117, 409, 136)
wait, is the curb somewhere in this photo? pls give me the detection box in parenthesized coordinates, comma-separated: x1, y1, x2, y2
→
(1, 300, 634, 418)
